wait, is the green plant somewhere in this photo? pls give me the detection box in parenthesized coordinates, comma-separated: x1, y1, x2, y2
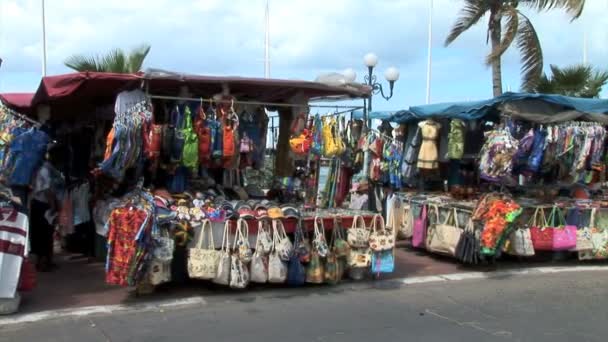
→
(445, 0, 585, 96)
(64, 44, 151, 73)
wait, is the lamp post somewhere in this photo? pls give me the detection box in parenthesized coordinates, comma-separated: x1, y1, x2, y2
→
(344, 53, 399, 213)
(361, 53, 399, 126)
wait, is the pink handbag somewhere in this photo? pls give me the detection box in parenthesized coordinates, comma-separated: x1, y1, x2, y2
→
(412, 205, 427, 248)
(530, 207, 577, 251)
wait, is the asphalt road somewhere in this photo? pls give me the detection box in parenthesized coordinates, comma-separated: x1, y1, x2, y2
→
(2, 271, 608, 342)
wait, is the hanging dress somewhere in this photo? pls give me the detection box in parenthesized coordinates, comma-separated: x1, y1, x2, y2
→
(416, 120, 440, 169)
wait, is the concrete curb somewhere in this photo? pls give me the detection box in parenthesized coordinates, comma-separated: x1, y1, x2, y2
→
(2, 265, 608, 326)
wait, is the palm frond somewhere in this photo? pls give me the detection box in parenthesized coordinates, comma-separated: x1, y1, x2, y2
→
(519, 0, 585, 19)
(517, 13, 544, 92)
(64, 55, 101, 72)
(444, 0, 490, 46)
(127, 44, 151, 73)
(99, 49, 128, 73)
(534, 73, 555, 94)
(486, 5, 519, 65)
(532, 64, 607, 98)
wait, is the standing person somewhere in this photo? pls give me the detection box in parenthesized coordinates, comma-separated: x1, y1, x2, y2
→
(30, 146, 64, 272)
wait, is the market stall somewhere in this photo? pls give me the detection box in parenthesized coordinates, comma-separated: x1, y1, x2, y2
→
(359, 93, 608, 264)
(0, 69, 401, 309)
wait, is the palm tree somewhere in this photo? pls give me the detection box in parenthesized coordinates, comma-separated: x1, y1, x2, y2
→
(533, 64, 608, 98)
(64, 44, 151, 73)
(445, 0, 585, 97)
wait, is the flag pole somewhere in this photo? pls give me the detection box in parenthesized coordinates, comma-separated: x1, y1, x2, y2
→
(264, 0, 270, 78)
(41, 0, 47, 76)
(425, 0, 433, 104)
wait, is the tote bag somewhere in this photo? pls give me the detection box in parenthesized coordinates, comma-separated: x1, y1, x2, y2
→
(272, 220, 293, 261)
(428, 208, 462, 256)
(368, 214, 394, 252)
(530, 207, 576, 251)
(507, 228, 535, 257)
(250, 228, 269, 283)
(268, 223, 288, 283)
(230, 225, 250, 289)
(213, 221, 232, 285)
(347, 215, 370, 248)
(187, 220, 220, 280)
(411, 205, 428, 248)
(371, 250, 394, 274)
(313, 217, 329, 258)
(235, 219, 253, 264)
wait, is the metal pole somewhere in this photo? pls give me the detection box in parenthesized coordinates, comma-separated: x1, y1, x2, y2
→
(41, 0, 47, 77)
(425, 0, 433, 104)
(264, 0, 270, 78)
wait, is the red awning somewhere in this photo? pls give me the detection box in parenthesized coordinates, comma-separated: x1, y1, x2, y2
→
(0, 93, 35, 114)
(7, 70, 370, 120)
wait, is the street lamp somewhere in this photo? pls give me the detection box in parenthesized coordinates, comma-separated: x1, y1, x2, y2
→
(363, 52, 399, 113)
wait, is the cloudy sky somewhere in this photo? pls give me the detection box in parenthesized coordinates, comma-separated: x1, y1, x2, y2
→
(0, 0, 606, 111)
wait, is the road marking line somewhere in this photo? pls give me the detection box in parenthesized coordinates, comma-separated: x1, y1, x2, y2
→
(0, 296, 207, 326)
(2, 265, 608, 326)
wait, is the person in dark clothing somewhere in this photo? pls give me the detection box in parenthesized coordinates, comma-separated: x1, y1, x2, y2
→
(30, 146, 64, 271)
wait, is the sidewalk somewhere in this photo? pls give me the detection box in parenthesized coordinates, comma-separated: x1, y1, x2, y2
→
(16, 242, 582, 315)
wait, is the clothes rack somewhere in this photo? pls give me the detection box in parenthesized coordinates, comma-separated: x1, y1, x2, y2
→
(146, 94, 364, 111)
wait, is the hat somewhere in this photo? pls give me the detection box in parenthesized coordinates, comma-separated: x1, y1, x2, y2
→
(268, 206, 284, 219)
(254, 203, 269, 219)
(281, 205, 300, 219)
(238, 206, 256, 220)
(221, 201, 238, 220)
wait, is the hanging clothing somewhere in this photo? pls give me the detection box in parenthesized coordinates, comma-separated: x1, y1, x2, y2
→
(4, 128, 50, 187)
(401, 125, 422, 184)
(416, 120, 440, 170)
(447, 119, 465, 159)
(0, 208, 29, 298)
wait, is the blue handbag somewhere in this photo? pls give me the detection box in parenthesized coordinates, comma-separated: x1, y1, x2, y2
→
(287, 223, 306, 286)
(371, 250, 394, 274)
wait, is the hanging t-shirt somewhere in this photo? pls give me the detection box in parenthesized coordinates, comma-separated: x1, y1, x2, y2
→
(0, 208, 28, 298)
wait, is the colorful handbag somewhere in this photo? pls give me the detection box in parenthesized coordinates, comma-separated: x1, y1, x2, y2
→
(306, 250, 324, 284)
(236, 219, 253, 264)
(371, 250, 394, 274)
(368, 214, 394, 252)
(324, 251, 342, 285)
(213, 221, 232, 285)
(289, 113, 312, 155)
(195, 107, 212, 162)
(313, 216, 329, 258)
(412, 204, 428, 248)
(331, 218, 350, 257)
(573, 208, 594, 252)
(529, 207, 577, 251)
(347, 215, 370, 248)
(310, 114, 324, 156)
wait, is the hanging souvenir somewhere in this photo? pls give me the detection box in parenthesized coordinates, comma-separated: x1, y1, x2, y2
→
(181, 106, 199, 171)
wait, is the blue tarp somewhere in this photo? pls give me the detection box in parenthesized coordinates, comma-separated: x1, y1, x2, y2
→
(353, 92, 608, 123)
